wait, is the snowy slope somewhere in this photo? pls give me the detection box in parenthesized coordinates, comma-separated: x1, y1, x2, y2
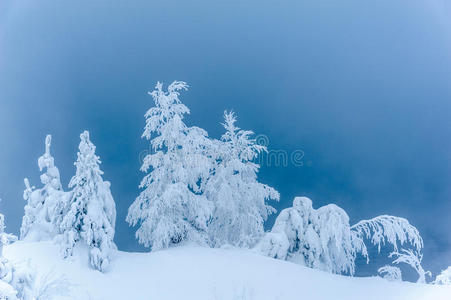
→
(4, 241, 450, 300)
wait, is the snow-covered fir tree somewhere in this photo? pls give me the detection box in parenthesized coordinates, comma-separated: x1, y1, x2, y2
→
(60, 131, 116, 272)
(20, 135, 69, 241)
(205, 111, 279, 248)
(127, 81, 213, 250)
(257, 196, 424, 275)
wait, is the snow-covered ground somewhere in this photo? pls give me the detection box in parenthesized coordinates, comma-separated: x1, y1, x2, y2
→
(4, 241, 451, 300)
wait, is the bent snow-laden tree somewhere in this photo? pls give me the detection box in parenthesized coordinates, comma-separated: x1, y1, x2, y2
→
(389, 249, 431, 284)
(257, 196, 423, 275)
(351, 215, 423, 256)
(20, 135, 70, 241)
(127, 81, 213, 251)
(205, 111, 279, 248)
(60, 131, 116, 272)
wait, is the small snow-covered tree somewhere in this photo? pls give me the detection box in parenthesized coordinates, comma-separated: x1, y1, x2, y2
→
(389, 249, 431, 284)
(20, 135, 69, 241)
(258, 196, 424, 276)
(127, 81, 213, 250)
(378, 265, 402, 282)
(60, 131, 116, 272)
(433, 266, 451, 285)
(0, 215, 17, 258)
(205, 111, 279, 248)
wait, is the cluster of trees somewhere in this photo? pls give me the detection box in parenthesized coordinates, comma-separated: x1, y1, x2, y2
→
(21, 132, 116, 272)
(1, 80, 451, 298)
(126, 81, 279, 250)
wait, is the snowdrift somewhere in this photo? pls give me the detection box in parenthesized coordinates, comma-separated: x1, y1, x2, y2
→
(4, 241, 450, 300)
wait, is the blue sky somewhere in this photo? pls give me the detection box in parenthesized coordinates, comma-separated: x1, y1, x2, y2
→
(1, 0, 451, 277)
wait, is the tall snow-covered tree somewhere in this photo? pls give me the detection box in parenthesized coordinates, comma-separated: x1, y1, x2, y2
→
(205, 111, 279, 247)
(127, 81, 213, 251)
(258, 196, 424, 275)
(20, 135, 69, 241)
(60, 131, 116, 272)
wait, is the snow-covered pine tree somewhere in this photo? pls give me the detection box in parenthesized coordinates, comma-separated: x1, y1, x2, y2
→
(20, 135, 69, 241)
(257, 196, 424, 276)
(126, 81, 213, 251)
(205, 111, 279, 248)
(60, 131, 116, 272)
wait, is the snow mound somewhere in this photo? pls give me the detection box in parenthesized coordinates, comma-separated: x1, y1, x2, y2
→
(4, 241, 450, 300)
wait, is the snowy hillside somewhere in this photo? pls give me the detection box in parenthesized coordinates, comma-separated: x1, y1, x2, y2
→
(4, 241, 450, 300)
(1, 83, 449, 299)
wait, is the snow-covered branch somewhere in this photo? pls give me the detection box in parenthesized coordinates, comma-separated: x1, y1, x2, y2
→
(351, 215, 423, 254)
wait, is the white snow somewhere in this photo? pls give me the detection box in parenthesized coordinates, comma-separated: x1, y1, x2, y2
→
(4, 241, 450, 300)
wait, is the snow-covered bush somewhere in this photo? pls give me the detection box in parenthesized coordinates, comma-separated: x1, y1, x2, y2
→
(257, 197, 364, 274)
(1, 261, 70, 300)
(378, 265, 402, 282)
(433, 266, 451, 285)
(258, 196, 424, 276)
(0, 212, 36, 300)
(0, 212, 18, 300)
(60, 131, 116, 272)
(20, 135, 70, 242)
(127, 81, 214, 250)
(389, 249, 431, 284)
(0, 280, 18, 300)
(32, 271, 71, 300)
(205, 111, 279, 248)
